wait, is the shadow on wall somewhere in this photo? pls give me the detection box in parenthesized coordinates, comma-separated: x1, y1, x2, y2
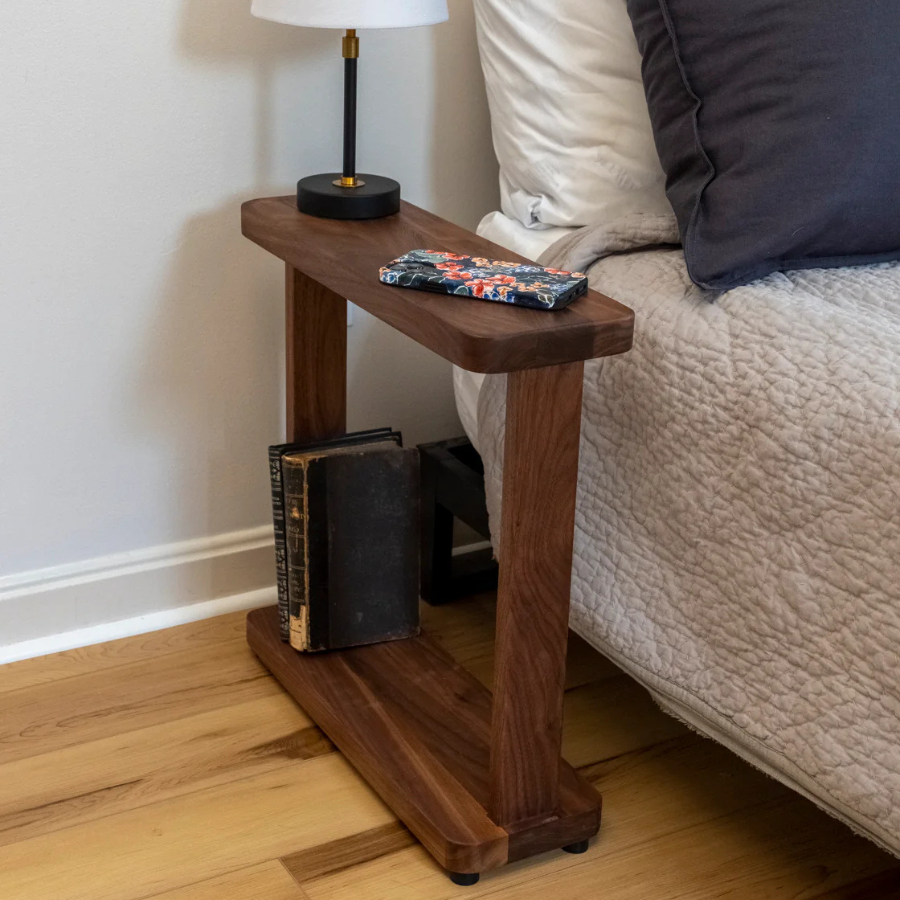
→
(128, 0, 497, 579)
(345, 303, 472, 446)
(429, 2, 499, 231)
(126, 198, 282, 574)
(177, 0, 330, 188)
(122, 0, 328, 570)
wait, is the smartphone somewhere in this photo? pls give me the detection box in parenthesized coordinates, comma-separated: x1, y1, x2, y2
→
(379, 250, 588, 311)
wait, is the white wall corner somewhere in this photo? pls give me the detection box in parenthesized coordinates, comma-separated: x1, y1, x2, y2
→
(0, 527, 277, 664)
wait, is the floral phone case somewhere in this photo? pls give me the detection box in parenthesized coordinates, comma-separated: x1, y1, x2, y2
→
(378, 250, 589, 311)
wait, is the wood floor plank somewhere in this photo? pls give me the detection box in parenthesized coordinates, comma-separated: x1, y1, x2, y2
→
(0, 694, 329, 847)
(422, 594, 620, 691)
(0, 611, 253, 695)
(562, 676, 689, 769)
(0, 756, 393, 900)
(808, 868, 900, 899)
(420, 593, 496, 688)
(0, 640, 282, 765)
(304, 817, 898, 900)
(1, 600, 896, 900)
(141, 860, 310, 900)
(471, 798, 897, 900)
(302, 736, 895, 900)
(564, 631, 623, 691)
(280, 823, 416, 883)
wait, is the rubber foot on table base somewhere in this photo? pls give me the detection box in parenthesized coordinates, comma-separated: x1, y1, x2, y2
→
(563, 839, 591, 854)
(448, 872, 480, 886)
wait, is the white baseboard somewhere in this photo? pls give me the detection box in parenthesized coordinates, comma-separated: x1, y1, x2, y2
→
(0, 587, 277, 666)
(0, 526, 277, 664)
(452, 540, 492, 557)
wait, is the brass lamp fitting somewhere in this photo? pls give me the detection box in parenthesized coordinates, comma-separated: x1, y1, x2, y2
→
(342, 29, 359, 59)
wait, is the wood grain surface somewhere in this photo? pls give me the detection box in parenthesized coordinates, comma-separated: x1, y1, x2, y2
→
(248, 605, 510, 875)
(247, 605, 602, 874)
(242, 197, 635, 374)
(145, 862, 307, 900)
(490, 362, 585, 828)
(0, 599, 896, 900)
(285, 264, 347, 443)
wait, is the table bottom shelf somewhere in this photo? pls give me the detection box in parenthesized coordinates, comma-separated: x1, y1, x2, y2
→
(247, 606, 602, 876)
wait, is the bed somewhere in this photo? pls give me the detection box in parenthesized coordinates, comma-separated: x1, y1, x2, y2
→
(459, 1, 900, 858)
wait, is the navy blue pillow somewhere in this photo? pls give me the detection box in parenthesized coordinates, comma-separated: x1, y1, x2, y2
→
(626, 0, 900, 290)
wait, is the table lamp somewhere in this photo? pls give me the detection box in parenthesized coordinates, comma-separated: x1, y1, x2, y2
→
(251, 0, 449, 219)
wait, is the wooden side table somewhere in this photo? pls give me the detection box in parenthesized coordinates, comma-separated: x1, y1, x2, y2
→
(242, 197, 635, 884)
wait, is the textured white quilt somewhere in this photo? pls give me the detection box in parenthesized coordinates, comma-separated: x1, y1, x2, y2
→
(476, 215, 900, 855)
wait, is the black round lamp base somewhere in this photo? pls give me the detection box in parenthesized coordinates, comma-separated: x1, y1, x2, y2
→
(297, 173, 400, 220)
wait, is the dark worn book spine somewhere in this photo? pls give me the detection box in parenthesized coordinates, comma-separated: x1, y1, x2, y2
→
(268, 445, 290, 642)
(324, 449, 420, 651)
(283, 457, 311, 651)
(282, 446, 419, 653)
(305, 456, 331, 652)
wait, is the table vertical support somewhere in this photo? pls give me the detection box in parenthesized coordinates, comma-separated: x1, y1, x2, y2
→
(285, 263, 347, 443)
(489, 362, 585, 828)
(272, 264, 597, 867)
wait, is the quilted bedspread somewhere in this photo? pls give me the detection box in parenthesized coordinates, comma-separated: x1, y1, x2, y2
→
(476, 215, 900, 855)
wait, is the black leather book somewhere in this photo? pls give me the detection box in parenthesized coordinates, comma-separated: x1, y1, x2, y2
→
(268, 428, 396, 642)
(281, 434, 420, 652)
(267, 444, 291, 641)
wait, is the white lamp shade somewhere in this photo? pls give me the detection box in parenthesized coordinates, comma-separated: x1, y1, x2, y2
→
(251, 0, 449, 29)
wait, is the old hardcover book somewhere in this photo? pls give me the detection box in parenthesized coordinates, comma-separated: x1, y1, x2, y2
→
(269, 428, 397, 642)
(282, 436, 420, 652)
(268, 445, 291, 641)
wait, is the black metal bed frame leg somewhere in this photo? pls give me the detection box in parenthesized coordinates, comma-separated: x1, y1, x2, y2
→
(420, 497, 455, 606)
(418, 437, 499, 607)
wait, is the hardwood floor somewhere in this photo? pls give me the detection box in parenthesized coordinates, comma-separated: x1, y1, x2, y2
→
(0, 594, 897, 899)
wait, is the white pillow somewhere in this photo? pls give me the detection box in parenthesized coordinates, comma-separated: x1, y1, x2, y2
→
(473, 0, 671, 229)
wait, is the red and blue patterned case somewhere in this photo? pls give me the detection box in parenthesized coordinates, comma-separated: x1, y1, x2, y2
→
(379, 250, 588, 311)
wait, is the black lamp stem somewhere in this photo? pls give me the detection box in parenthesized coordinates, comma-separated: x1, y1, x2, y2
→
(296, 27, 399, 219)
(342, 29, 359, 186)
